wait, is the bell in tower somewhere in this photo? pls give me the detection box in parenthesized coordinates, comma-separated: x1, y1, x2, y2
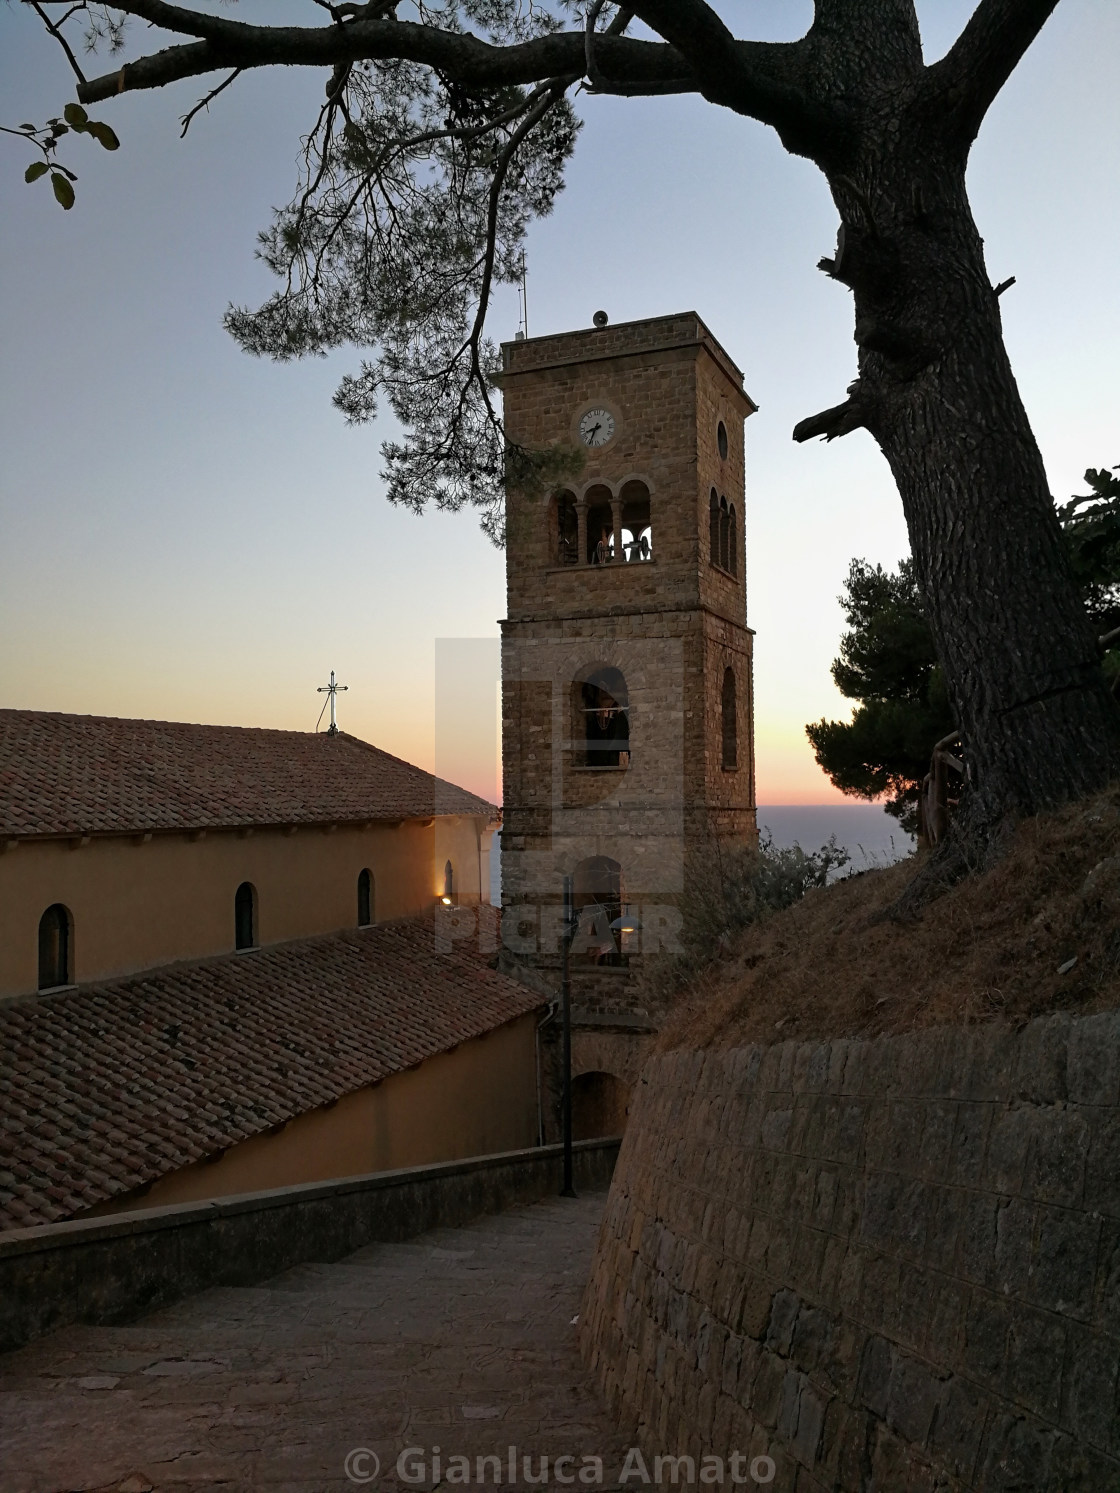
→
(496, 312, 758, 1124)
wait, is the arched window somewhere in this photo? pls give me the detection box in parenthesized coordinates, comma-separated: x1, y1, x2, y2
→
(235, 881, 257, 950)
(709, 488, 720, 566)
(574, 665, 629, 768)
(358, 868, 374, 927)
(719, 496, 730, 572)
(38, 904, 72, 989)
(721, 667, 738, 770)
(443, 860, 454, 903)
(585, 485, 614, 565)
(572, 856, 623, 966)
(554, 491, 578, 565)
(728, 504, 737, 577)
(619, 479, 652, 562)
(717, 420, 729, 462)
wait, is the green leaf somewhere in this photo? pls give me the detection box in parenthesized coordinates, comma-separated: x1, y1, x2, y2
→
(24, 161, 50, 183)
(88, 120, 120, 151)
(63, 102, 89, 128)
(49, 123, 69, 137)
(51, 173, 75, 210)
(20, 124, 37, 132)
(56, 165, 78, 182)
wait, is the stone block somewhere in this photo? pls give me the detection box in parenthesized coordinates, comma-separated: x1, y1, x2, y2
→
(750, 1348, 786, 1429)
(837, 1246, 864, 1318)
(776, 1366, 802, 1442)
(777, 1043, 797, 1093)
(928, 1373, 987, 1484)
(826, 1042, 849, 1094)
(1007, 1305, 1066, 1420)
(924, 1183, 964, 1273)
(895, 1263, 931, 1352)
(962, 1291, 1010, 1388)
(963, 1025, 1017, 1102)
(950, 1101, 992, 1188)
(1094, 1220, 1120, 1337)
(765, 1288, 801, 1356)
(765, 1220, 793, 1280)
(834, 1099, 868, 1168)
(977, 1409, 1057, 1493)
(811, 1167, 838, 1231)
(859, 1251, 901, 1333)
(1060, 1324, 1119, 1454)
(793, 1382, 827, 1468)
(1029, 1205, 1098, 1321)
(817, 1234, 847, 1304)
(740, 1276, 774, 1340)
(857, 1333, 892, 1418)
(885, 1349, 943, 1446)
(1014, 1015, 1071, 1104)
(1084, 1111, 1120, 1220)
(1023, 1108, 1090, 1208)
(985, 1105, 1034, 1195)
(761, 1099, 795, 1153)
(916, 1101, 957, 1182)
(1067, 1012, 1120, 1107)
(992, 1196, 1035, 1297)
(883, 1102, 926, 1175)
(789, 1302, 835, 1375)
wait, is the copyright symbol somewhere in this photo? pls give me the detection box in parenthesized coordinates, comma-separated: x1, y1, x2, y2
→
(344, 1447, 380, 1483)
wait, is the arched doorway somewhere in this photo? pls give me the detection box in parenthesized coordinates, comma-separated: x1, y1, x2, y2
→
(571, 1071, 632, 1139)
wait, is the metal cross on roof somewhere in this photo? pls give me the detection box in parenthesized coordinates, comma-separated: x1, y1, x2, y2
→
(317, 670, 348, 735)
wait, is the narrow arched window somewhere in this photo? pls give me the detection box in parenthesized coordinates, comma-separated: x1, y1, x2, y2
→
(619, 479, 652, 562)
(38, 904, 72, 989)
(719, 496, 730, 572)
(358, 868, 373, 927)
(575, 665, 630, 768)
(709, 489, 720, 567)
(728, 505, 737, 578)
(722, 667, 738, 770)
(235, 881, 256, 950)
(443, 860, 454, 904)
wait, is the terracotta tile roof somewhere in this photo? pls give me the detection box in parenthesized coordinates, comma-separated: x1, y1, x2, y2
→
(0, 912, 538, 1231)
(0, 710, 496, 839)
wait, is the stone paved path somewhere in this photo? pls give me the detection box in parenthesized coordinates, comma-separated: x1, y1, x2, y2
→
(0, 1192, 633, 1493)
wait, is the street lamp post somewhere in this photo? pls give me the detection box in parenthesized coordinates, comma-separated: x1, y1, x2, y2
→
(560, 873, 576, 1199)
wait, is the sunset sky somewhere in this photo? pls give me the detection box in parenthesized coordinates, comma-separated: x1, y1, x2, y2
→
(1, 1, 1117, 809)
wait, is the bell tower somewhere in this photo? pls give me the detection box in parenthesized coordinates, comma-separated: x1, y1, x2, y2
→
(498, 311, 757, 1017)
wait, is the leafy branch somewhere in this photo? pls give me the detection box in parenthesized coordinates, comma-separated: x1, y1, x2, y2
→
(2, 101, 119, 209)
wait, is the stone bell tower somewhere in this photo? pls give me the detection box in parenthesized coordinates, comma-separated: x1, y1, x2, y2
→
(497, 312, 757, 1079)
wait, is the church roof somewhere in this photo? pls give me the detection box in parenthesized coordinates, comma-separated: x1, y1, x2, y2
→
(0, 912, 538, 1231)
(0, 709, 496, 839)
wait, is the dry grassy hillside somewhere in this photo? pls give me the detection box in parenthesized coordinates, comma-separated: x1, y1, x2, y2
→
(662, 786, 1120, 1051)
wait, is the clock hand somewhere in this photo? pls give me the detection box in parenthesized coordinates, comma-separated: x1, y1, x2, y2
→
(588, 422, 601, 441)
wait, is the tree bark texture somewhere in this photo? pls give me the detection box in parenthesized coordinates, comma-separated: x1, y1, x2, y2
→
(818, 129, 1119, 833)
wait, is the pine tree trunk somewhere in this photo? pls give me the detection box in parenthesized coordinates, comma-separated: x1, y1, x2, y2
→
(821, 154, 1120, 847)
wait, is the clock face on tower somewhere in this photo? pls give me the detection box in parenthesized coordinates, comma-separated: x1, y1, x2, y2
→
(578, 407, 615, 448)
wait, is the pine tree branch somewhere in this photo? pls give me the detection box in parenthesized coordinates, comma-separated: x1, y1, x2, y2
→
(66, 8, 686, 105)
(792, 383, 871, 443)
(922, 0, 1062, 145)
(625, 0, 835, 149)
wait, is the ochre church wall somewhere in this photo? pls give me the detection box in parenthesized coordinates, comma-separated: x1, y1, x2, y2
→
(581, 1013, 1120, 1491)
(1, 815, 493, 998)
(85, 1011, 539, 1218)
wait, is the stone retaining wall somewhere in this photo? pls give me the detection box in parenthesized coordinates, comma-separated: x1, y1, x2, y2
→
(0, 1138, 620, 1353)
(580, 1014, 1120, 1491)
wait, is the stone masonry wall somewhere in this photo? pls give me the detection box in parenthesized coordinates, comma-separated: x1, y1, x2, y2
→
(580, 1013, 1120, 1491)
